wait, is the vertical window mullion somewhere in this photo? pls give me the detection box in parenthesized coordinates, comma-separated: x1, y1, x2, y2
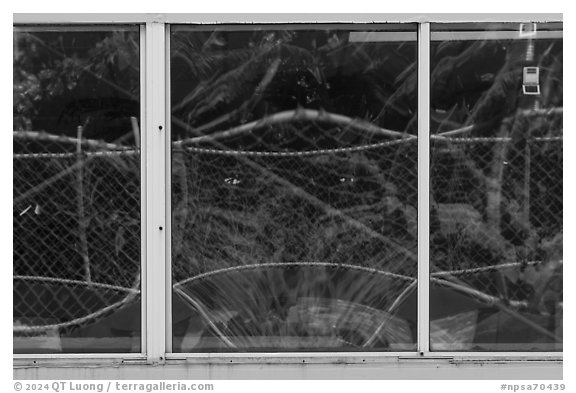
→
(417, 22, 431, 354)
(144, 21, 167, 363)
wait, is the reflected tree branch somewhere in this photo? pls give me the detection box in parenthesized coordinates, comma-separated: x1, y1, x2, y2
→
(173, 108, 415, 146)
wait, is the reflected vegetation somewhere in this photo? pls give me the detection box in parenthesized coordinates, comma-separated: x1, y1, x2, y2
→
(12, 22, 562, 354)
(429, 23, 562, 351)
(170, 26, 419, 351)
(13, 27, 141, 353)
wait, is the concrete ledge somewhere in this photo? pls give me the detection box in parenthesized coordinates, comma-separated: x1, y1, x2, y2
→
(14, 358, 562, 380)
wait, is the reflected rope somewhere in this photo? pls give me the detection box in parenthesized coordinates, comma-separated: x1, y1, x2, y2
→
(12, 136, 561, 159)
(432, 136, 562, 144)
(13, 275, 140, 293)
(178, 138, 416, 157)
(173, 261, 417, 289)
(13, 130, 130, 151)
(14, 259, 559, 335)
(174, 108, 414, 146)
(13, 274, 140, 334)
(13, 150, 140, 159)
(430, 260, 555, 277)
(172, 287, 238, 349)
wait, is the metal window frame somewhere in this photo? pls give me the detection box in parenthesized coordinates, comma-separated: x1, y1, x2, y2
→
(12, 13, 563, 367)
(139, 22, 148, 359)
(417, 22, 430, 355)
(165, 24, 174, 355)
(13, 13, 563, 24)
(143, 21, 168, 364)
(12, 22, 148, 363)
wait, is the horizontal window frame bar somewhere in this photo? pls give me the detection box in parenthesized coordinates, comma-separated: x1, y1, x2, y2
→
(13, 353, 146, 360)
(13, 25, 140, 31)
(12, 352, 562, 366)
(14, 13, 562, 25)
(166, 352, 562, 359)
(163, 353, 563, 365)
(431, 30, 562, 40)
(13, 350, 563, 359)
(170, 23, 417, 32)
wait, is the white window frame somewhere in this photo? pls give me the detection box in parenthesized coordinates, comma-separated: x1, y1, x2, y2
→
(12, 13, 563, 371)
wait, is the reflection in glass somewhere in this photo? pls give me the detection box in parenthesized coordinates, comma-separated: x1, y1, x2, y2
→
(170, 25, 418, 352)
(13, 27, 141, 353)
(429, 23, 562, 351)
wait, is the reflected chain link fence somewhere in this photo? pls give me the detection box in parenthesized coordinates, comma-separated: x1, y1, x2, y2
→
(13, 131, 141, 335)
(430, 109, 563, 346)
(13, 109, 562, 344)
(172, 138, 419, 281)
(171, 116, 420, 349)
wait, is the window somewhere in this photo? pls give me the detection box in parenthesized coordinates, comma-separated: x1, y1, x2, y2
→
(12, 15, 563, 369)
(429, 23, 562, 351)
(13, 25, 141, 353)
(170, 24, 418, 352)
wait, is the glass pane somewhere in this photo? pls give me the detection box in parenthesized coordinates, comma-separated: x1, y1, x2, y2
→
(171, 25, 418, 352)
(429, 23, 562, 351)
(13, 26, 141, 353)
